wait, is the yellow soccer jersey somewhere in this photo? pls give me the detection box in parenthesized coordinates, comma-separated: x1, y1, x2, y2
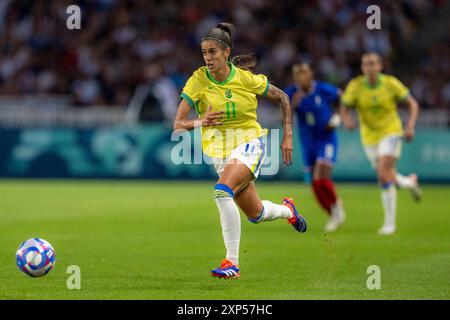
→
(180, 62, 269, 158)
(341, 74, 410, 145)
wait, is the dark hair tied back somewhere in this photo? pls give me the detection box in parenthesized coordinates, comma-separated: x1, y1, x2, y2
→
(215, 23, 234, 44)
(203, 23, 233, 49)
(232, 55, 257, 71)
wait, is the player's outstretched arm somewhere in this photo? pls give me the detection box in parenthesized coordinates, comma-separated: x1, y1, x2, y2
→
(266, 84, 293, 166)
(404, 95, 419, 142)
(173, 100, 223, 132)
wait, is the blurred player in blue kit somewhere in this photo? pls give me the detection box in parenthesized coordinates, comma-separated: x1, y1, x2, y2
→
(285, 63, 345, 232)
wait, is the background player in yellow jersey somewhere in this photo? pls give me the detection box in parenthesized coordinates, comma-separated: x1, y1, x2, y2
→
(340, 52, 421, 235)
(173, 23, 307, 279)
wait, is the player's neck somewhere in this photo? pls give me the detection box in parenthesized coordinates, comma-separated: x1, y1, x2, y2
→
(299, 82, 313, 94)
(211, 65, 231, 82)
(367, 75, 380, 86)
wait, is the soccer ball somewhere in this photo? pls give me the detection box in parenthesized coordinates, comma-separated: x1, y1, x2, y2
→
(16, 238, 56, 277)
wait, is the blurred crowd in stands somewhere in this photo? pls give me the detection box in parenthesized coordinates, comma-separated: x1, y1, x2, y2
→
(0, 0, 448, 121)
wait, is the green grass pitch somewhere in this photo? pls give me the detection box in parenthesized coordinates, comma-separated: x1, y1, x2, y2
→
(0, 180, 449, 300)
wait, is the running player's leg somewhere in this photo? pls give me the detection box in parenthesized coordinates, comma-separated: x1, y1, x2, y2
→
(395, 164, 422, 202)
(312, 162, 334, 214)
(304, 144, 334, 215)
(378, 134, 419, 234)
(313, 161, 345, 231)
(308, 146, 333, 215)
(212, 157, 290, 278)
(312, 138, 344, 230)
(212, 136, 273, 272)
(220, 159, 300, 226)
(233, 181, 262, 220)
(365, 137, 398, 235)
(213, 160, 250, 267)
(379, 135, 420, 200)
(212, 157, 306, 279)
(313, 161, 333, 179)
(378, 155, 397, 235)
(396, 172, 419, 191)
(234, 181, 294, 223)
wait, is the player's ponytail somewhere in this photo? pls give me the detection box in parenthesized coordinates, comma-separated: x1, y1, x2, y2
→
(202, 22, 257, 72)
(215, 23, 234, 45)
(231, 54, 257, 72)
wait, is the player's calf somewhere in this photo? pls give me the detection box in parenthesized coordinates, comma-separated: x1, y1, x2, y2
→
(246, 200, 294, 224)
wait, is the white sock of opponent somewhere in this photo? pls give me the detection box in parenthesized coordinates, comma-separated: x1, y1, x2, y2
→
(248, 200, 293, 224)
(214, 184, 241, 266)
(381, 182, 397, 228)
(396, 173, 415, 189)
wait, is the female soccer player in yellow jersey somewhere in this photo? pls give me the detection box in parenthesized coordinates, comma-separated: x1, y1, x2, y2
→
(173, 23, 307, 279)
(340, 52, 421, 235)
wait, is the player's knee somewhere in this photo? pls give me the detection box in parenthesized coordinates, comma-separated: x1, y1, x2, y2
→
(314, 164, 332, 180)
(213, 183, 234, 199)
(378, 170, 393, 185)
(247, 205, 264, 224)
(242, 203, 263, 221)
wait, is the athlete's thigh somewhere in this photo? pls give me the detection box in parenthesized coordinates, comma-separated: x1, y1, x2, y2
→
(217, 158, 254, 194)
(378, 135, 402, 160)
(234, 181, 262, 215)
(377, 135, 401, 176)
(378, 155, 397, 175)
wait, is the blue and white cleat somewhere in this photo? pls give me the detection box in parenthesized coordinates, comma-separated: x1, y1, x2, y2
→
(283, 197, 307, 233)
(211, 259, 240, 279)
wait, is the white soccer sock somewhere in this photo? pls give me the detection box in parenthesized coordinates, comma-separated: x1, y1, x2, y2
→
(381, 183, 397, 227)
(331, 199, 345, 221)
(249, 200, 293, 223)
(396, 173, 414, 189)
(214, 184, 241, 266)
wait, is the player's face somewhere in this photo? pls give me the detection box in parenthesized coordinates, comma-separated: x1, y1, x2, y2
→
(292, 65, 312, 88)
(201, 40, 230, 73)
(362, 54, 382, 78)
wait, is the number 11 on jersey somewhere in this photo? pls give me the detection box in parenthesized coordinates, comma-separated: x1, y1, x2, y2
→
(225, 102, 236, 119)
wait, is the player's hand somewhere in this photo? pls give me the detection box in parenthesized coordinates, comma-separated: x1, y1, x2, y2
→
(281, 134, 293, 166)
(343, 118, 355, 131)
(201, 105, 223, 127)
(326, 114, 341, 131)
(404, 125, 415, 142)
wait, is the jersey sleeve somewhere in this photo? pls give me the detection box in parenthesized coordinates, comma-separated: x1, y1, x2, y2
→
(180, 73, 201, 109)
(341, 79, 358, 108)
(320, 83, 341, 104)
(389, 76, 410, 101)
(240, 69, 269, 96)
